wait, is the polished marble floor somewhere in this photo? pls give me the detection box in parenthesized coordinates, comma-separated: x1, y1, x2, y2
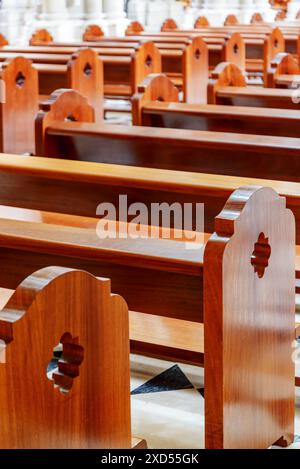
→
(130, 355, 300, 450)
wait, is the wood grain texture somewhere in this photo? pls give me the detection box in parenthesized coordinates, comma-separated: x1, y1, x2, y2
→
(0, 267, 132, 448)
(0, 57, 38, 155)
(204, 186, 295, 448)
(183, 36, 208, 104)
(67, 48, 103, 122)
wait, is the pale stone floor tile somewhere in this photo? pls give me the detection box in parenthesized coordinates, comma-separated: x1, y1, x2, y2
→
(131, 355, 300, 450)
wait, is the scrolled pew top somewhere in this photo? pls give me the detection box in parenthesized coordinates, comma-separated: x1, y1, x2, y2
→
(204, 185, 295, 448)
(161, 18, 178, 32)
(29, 28, 53, 46)
(250, 12, 264, 24)
(36, 88, 95, 155)
(0, 266, 131, 449)
(194, 16, 210, 28)
(266, 52, 300, 87)
(82, 24, 105, 42)
(125, 21, 145, 36)
(208, 61, 246, 103)
(224, 14, 239, 26)
(132, 73, 179, 125)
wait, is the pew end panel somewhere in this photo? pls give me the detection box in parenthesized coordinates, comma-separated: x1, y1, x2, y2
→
(132, 74, 179, 125)
(0, 57, 38, 155)
(0, 267, 132, 449)
(82, 24, 105, 42)
(194, 16, 210, 28)
(67, 48, 104, 122)
(266, 52, 300, 88)
(208, 62, 247, 104)
(125, 21, 145, 36)
(29, 29, 54, 46)
(183, 37, 208, 104)
(132, 42, 162, 94)
(224, 14, 239, 26)
(36, 89, 95, 156)
(222, 33, 246, 72)
(250, 13, 264, 24)
(263, 28, 285, 84)
(204, 186, 295, 449)
(161, 19, 178, 32)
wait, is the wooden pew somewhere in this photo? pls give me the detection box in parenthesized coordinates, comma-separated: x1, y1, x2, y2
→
(132, 73, 300, 138)
(34, 90, 300, 183)
(0, 266, 146, 449)
(208, 61, 300, 108)
(0, 57, 38, 155)
(0, 155, 297, 442)
(0, 41, 161, 101)
(28, 27, 246, 77)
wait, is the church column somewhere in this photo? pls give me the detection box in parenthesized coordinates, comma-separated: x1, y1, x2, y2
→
(103, 0, 129, 35)
(37, 0, 73, 41)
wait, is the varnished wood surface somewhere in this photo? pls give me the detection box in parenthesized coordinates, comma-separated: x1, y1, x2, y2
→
(39, 121, 300, 182)
(205, 185, 295, 448)
(0, 267, 132, 448)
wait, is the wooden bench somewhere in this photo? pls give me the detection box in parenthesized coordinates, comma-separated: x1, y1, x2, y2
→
(0, 154, 296, 448)
(0, 42, 161, 102)
(132, 73, 300, 138)
(0, 266, 147, 449)
(33, 89, 300, 184)
(0, 57, 38, 154)
(208, 61, 300, 108)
